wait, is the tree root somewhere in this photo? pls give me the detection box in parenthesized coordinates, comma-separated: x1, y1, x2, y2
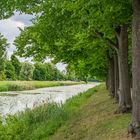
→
(114, 106, 131, 114)
(128, 123, 140, 139)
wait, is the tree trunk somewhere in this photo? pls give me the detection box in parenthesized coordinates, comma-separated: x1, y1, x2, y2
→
(114, 53, 119, 102)
(128, 0, 140, 138)
(107, 54, 115, 98)
(106, 71, 109, 90)
(115, 25, 132, 113)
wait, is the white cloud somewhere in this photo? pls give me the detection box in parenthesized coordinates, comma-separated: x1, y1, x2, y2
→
(56, 63, 67, 72)
(0, 17, 26, 60)
(0, 12, 33, 56)
(11, 12, 33, 26)
(0, 18, 25, 43)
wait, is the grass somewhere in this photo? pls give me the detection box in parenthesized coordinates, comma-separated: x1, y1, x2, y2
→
(0, 84, 133, 140)
(0, 81, 83, 93)
(0, 93, 18, 96)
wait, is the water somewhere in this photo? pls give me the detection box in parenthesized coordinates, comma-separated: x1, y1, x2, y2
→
(0, 83, 99, 116)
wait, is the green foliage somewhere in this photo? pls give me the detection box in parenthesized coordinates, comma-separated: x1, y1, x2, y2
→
(33, 62, 65, 81)
(15, 0, 124, 80)
(11, 54, 21, 79)
(0, 33, 8, 80)
(0, 0, 44, 20)
(5, 61, 16, 80)
(0, 71, 6, 81)
(20, 62, 34, 81)
(51, 84, 131, 140)
(50, 64, 64, 81)
(33, 62, 47, 81)
(0, 0, 15, 19)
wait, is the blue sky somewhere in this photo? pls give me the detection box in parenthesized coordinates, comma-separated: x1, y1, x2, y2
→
(0, 12, 66, 71)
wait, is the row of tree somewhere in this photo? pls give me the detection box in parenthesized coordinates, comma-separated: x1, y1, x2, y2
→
(0, 0, 140, 138)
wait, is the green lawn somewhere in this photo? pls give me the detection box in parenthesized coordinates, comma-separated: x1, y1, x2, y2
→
(0, 81, 83, 92)
(0, 84, 133, 140)
(51, 84, 132, 140)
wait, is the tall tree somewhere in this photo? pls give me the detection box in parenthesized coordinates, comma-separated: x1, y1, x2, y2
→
(20, 62, 34, 80)
(11, 54, 21, 79)
(0, 34, 8, 80)
(5, 60, 16, 80)
(128, 0, 140, 138)
(33, 62, 47, 81)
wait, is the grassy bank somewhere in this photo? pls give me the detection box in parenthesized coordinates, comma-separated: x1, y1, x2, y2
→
(0, 81, 83, 92)
(0, 84, 133, 140)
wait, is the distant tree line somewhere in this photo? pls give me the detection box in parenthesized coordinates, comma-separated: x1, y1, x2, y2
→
(1, 55, 67, 81)
(2, 57, 71, 81)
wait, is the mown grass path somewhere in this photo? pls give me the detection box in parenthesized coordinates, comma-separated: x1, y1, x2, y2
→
(50, 85, 132, 140)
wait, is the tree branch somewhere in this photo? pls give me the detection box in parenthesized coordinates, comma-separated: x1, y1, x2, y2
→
(92, 29, 118, 52)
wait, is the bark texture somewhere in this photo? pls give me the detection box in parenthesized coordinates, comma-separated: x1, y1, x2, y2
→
(106, 71, 109, 90)
(128, 0, 140, 138)
(114, 53, 119, 102)
(107, 54, 115, 98)
(115, 25, 132, 113)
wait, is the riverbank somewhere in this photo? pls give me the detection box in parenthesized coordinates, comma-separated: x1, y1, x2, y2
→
(0, 83, 97, 116)
(0, 84, 132, 140)
(0, 81, 83, 92)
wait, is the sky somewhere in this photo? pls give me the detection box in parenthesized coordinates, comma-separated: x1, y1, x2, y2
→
(0, 12, 66, 71)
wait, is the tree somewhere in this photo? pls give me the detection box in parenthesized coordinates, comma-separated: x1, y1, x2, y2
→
(20, 62, 34, 80)
(128, 0, 140, 138)
(44, 63, 54, 80)
(11, 54, 21, 79)
(53, 66, 64, 81)
(33, 62, 64, 81)
(0, 0, 15, 19)
(45, 63, 63, 81)
(0, 0, 44, 20)
(0, 33, 8, 80)
(5, 60, 16, 80)
(33, 62, 47, 81)
(86, 0, 132, 113)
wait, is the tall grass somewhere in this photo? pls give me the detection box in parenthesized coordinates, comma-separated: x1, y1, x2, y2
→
(0, 81, 83, 92)
(0, 85, 97, 140)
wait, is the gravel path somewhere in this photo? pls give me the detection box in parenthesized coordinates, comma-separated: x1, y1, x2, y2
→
(0, 83, 99, 116)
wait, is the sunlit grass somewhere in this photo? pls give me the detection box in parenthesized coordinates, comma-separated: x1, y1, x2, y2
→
(0, 81, 83, 92)
(51, 84, 132, 140)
